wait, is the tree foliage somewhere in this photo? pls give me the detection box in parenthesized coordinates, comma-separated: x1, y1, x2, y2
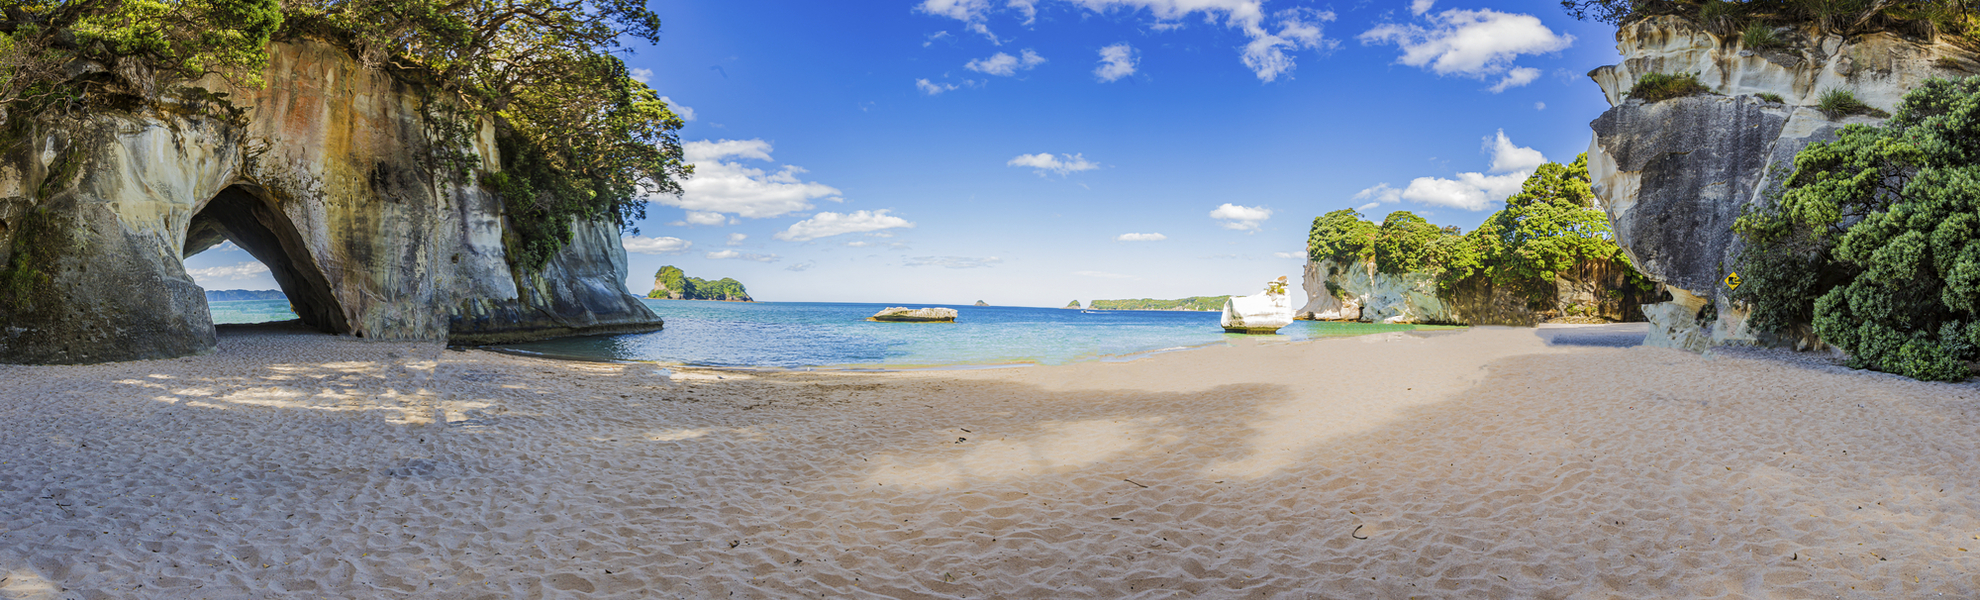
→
(647, 266, 751, 301)
(1307, 155, 1652, 307)
(1733, 76, 1980, 381)
(0, 0, 691, 275)
(1560, 0, 1980, 37)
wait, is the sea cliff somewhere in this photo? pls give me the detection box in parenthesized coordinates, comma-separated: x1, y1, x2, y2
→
(1586, 15, 1979, 351)
(0, 39, 662, 363)
(1297, 257, 1647, 325)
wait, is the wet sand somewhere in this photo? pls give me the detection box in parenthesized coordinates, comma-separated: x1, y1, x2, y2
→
(4, 322, 1980, 598)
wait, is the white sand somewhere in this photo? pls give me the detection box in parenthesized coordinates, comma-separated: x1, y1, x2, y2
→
(4, 323, 1980, 598)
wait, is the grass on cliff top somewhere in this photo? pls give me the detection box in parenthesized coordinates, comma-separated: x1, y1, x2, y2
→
(1742, 24, 1786, 49)
(1629, 72, 1711, 103)
(1818, 89, 1891, 119)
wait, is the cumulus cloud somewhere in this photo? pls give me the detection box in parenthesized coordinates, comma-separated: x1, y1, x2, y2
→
(623, 236, 693, 255)
(775, 210, 915, 241)
(1115, 232, 1167, 241)
(186, 261, 269, 283)
(660, 96, 696, 121)
(1008, 152, 1100, 177)
(967, 49, 1046, 76)
(906, 256, 1002, 269)
(630, 68, 653, 83)
(664, 139, 842, 220)
(706, 250, 781, 262)
(1274, 251, 1304, 259)
(1410, 0, 1435, 15)
(917, 0, 1000, 42)
(1094, 43, 1138, 82)
(1075, 270, 1134, 279)
(1359, 8, 1572, 92)
(1354, 129, 1545, 211)
(1239, 7, 1337, 82)
(917, 79, 960, 95)
(726, 233, 748, 246)
(1210, 203, 1273, 231)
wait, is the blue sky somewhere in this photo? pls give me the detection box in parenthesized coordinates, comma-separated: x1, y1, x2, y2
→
(186, 0, 1627, 307)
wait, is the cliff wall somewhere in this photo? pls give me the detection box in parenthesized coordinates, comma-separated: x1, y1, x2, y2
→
(1587, 16, 1979, 350)
(0, 39, 661, 363)
(1296, 258, 1646, 326)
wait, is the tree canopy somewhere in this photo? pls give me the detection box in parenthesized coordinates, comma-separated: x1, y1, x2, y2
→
(0, 0, 690, 274)
(1733, 76, 1980, 381)
(1560, 0, 1980, 37)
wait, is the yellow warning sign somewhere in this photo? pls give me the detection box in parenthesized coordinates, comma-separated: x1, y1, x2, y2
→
(1725, 272, 1742, 290)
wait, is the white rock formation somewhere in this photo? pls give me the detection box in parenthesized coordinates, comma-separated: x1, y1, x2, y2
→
(869, 307, 958, 322)
(1221, 277, 1295, 334)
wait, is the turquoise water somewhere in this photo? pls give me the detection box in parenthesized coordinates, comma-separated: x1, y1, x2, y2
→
(493, 300, 1456, 369)
(209, 299, 300, 324)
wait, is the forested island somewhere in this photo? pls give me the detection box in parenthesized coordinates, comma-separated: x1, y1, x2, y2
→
(1087, 297, 1231, 311)
(647, 266, 753, 302)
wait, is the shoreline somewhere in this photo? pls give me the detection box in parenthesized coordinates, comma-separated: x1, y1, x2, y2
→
(6, 323, 1979, 598)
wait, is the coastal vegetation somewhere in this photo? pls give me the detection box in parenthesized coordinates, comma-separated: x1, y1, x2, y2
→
(0, 0, 691, 275)
(1733, 76, 1980, 381)
(1628, 72, 1711, 102)
(1308, 155, 1653, 307)
(1561, 0, 1980, 38)
(1088, 297, 1231, 311)
(648, 265, 751, 301)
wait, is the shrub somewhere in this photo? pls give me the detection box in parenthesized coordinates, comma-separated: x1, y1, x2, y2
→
(1742, 24, 1786, 48)
(1757, 92, 1786, 103)
(1817, 88, 1890, 118)
(1732, 76, 1980, 381)
(1308, 209, 1378, 263)
(1630, 72, 1711, 103)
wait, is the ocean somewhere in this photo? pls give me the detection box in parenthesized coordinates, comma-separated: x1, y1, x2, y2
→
(209, 298, 1455, 369)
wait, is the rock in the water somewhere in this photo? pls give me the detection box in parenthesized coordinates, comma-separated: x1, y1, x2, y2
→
(869, 307, 958, 323)
(974, 300, 988, 307)
(0, 40, 662, 364)
(1221, 277, 1295, 334)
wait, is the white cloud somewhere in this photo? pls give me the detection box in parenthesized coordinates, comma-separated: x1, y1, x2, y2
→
(786, 261, 816, 272)
(665, 139, 842, 219)
(1008, 152, 1100, 176)
(630, 68, 653, 84)
(1210, 203, 1272, 231)
(1410, 0, 1435, 15)
(1356, 201, 1381, 211)
(660, 96, 696, 121)
(726, 233, 747, 246)
(775, 209, 916, 241)
(924, 31, 953, 47)
(1011, 0, 1040, 23)
(916, 78, 961, 95)
(1488, 67, 1542, 93)
(906, 256, 1002, 268)
(1094, 43, 1138, 82)
(187, 261, 269, 284)
(1075, 270, 1134, 279)
(1356, 129, 1545, 211)
(675, 211, 728, 226)
(706, 250, 781, 262)
(917, 0, 1000, 42)
(967, 49, 1046, 76)
(1115, 232, 1167, 241)
(623, 236, 693, 255)
(1274, 251, 1303, 259)
(846, 240, 876, 247)
(1239, 8, 1337, 82)
(1359, 8, 1571, 90)
(1535, 101, 1546, 110)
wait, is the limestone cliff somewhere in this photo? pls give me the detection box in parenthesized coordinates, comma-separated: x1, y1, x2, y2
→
(0, 39, 662, 363)
(1587, 16, 1979, 351)
(1297, 258, 1648, 326)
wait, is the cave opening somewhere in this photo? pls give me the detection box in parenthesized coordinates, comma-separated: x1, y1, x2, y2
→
(183, 185, 349, 333)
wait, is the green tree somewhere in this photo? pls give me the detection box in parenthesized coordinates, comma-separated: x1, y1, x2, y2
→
(1372, 211, 1450, 275)
(1733, 76, 1980, 381)
(1307, 209, 1378, 263)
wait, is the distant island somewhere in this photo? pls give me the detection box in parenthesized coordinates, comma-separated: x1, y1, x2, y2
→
(1087, 296, 1230, 311)
(1065, 300, 1081, 309)
(205, 289, 287, 302)
(647, 266, 753, 302)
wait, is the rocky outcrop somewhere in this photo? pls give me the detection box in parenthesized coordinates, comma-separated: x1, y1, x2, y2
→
(1297, 258, 1649, 326)
(1220, 277, 1294, 334)
(1586, 15, 1977, 350)
(869, 307, 957, 323)
(0, 39, 661, 363)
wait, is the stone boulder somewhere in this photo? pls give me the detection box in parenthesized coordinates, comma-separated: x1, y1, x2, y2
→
(0, 39, 662, 363)
(1221, 277, 1295, 334)
(869, 307, 957, 322)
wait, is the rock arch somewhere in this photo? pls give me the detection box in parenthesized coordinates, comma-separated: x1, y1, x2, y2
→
(184, 185, 348, 334)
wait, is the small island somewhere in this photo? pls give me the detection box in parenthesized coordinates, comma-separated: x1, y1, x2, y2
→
(974, 300, 989, 307)
(1065, 300, 1082, 309)
(647, 266, 754, 302)
(869, 307, 958, 322)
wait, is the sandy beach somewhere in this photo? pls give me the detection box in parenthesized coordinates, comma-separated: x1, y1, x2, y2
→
(4, 323, 1980, 599)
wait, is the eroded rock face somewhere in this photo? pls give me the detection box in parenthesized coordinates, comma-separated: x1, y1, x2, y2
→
(869, 307, 957, 322)
(0, 39, 661, 364)
(1296, 258, 1648, 326)
(1586, 16, 1976, 349)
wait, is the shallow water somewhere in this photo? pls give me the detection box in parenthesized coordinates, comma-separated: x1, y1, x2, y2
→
(494, 300, 1456, 369)
(209, 298, 300, 324)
